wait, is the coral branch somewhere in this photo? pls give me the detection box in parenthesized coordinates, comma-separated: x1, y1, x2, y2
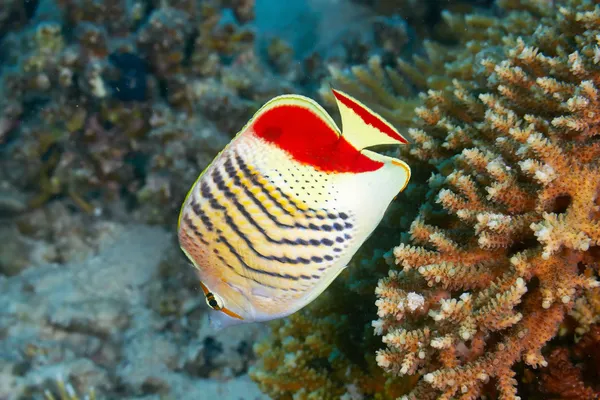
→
(368, 1, 600, 398)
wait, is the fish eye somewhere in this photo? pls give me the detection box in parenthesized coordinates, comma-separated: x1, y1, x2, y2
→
(205, 291, 223, 310)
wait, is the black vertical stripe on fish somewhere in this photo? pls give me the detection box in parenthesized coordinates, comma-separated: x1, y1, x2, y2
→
(201, 177, 324, 267)
(226, 155, 301, 229)
(183, 214, 209, 245)
(182, 151, 355, 289)
(231, 151, 355, 233)
(233, 151, 303, 211)
(217, 232, 320, 281)
(212, 252, 299, 292)
(229, 154, 302, 219)
(224, 156, 294, 217)
(187, 176, 350, 281)
(190, 198, 214, 232)
(211, 167, 293, 244)
(200, 181, 226, 211)
(212, 167, 339, 248)
(233, 151, 323, 216)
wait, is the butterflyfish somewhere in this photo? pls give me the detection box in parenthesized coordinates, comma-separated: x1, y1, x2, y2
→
(177, 88, 411, 329)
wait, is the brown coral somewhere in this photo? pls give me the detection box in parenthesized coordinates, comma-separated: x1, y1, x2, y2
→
(249, 250, 418, 400)
(369, 1, 600, 399)
(538, 324, 600, 400)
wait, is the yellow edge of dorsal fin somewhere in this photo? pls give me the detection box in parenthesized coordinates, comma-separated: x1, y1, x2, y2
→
(331, 88, 409, 150)
(178, 93, 341, 230)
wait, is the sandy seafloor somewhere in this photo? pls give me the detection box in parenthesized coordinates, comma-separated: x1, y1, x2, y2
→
(0, 218, 270, 399)
(0, 0, 389, 398)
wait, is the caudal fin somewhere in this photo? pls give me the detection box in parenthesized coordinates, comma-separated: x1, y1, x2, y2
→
(331, 88, 409, 150)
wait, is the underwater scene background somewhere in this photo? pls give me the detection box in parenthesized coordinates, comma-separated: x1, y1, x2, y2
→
(1, 0, 600, 399)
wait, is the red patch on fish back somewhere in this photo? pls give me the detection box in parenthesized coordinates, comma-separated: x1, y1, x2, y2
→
(332, 89, 408, 144)
(251, 105, 383, 173)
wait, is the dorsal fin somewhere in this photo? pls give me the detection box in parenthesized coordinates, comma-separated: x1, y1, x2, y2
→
(247, 94, 384, 173)
(331, 88, 409, 150)
(247, 94, 341, 137)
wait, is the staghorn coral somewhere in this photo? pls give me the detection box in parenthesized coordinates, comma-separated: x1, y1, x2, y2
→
(320, 55, 422, 127)
(319, 0, 556, 130)
(370, 1, 600, 399)
(348, 0, 496, 44)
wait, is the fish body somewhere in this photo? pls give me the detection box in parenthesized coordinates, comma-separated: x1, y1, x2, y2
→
(178, 89, 411, 329)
